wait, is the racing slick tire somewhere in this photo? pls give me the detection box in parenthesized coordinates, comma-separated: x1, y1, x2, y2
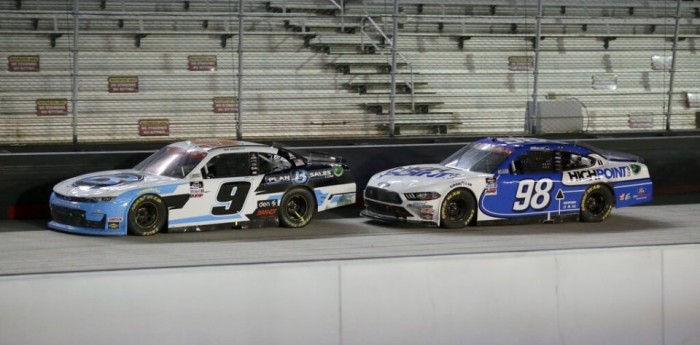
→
(128, 194, 167, 236)
(580, 184, 614, 223)
(440, 188, 477, 229)
(279, 188, 316, 228)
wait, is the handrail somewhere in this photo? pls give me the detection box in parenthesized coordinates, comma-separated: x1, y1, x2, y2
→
(325, 0, 345, 31)
(360, 15, 415, 113)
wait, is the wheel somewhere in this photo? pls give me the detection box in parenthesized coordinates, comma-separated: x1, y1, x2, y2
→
(128, 194, 167, 236)
(580, 184, 614, 222)
(279, 188, 316, 228)
(440, 189, 476, 229)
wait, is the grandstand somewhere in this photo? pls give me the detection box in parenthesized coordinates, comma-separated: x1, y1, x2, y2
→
(0, 0, 698, 143)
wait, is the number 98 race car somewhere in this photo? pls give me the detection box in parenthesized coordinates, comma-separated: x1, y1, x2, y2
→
(361, 137, 652, 228)
(49, 139, 356, 235)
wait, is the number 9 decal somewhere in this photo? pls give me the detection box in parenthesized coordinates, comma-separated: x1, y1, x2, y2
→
(212, 182, 251, 215)
(513, 178, 553, 212)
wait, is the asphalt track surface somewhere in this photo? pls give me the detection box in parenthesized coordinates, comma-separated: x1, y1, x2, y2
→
(1, 203, 699, 277)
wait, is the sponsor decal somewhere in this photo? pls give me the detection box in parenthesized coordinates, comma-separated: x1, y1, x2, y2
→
(634, 187, 649, 200)
(630, 164, 641, 175)
(257, 200, 278, 208)
(379, 167, 458, 179)
(256, 208, 277, 217)
(567, 166, 631, 182)
(292, 170, 309, 184)
(74, 173, 143, 187)
(310, 169, 333, 179)
(190, 181, 204, 198)
(484, 177, 497, 196)
(530, 146, 550, 151)
(450, 181, 472, 189)
(332, 165, 344, 177)
(256, 199, 279, 217)
(562, 200, 578, 210)
(250, 153, 259, 175)
(265, 174, 291, 184)
(107, 218, 122, 229)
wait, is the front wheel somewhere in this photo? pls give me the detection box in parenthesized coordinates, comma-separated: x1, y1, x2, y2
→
(279, 188, 316, 228)
(440, 189, 477, 229)
(128, 194, 167, 236)
(580, 184, 614, 222)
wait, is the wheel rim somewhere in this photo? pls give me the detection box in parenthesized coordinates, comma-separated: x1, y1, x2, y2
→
(286, 195, 308, 220)
(445, 198, 467, 219)
(586, 193, 606, 215)
(135, 202, 158, 228)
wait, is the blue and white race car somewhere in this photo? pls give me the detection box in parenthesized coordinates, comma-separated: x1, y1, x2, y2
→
(49, 139, 356, 235)
(362, 137, 652, 228)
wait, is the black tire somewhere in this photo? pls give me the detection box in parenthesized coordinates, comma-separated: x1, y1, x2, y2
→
(580, 184, 614, 222)
(128, 194, 167, 236)
(279, 188, 316, 228)
(440, 189, 477, 229)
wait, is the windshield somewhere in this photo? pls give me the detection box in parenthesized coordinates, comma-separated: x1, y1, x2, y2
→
(440, 142, 512, 173)
(133, 146, 207, 178)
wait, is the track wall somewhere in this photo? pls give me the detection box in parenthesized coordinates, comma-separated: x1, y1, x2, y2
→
(1, 244, 699, 345)
(1, 136, 699, 219)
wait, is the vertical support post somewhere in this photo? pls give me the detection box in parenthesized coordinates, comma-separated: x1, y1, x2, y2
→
(666, 0, 682, 131)
(71, 0, 80, 144)
(389, 0, 399, 137)
(529, 0, 543, 135)
(236, 0, 244, 140)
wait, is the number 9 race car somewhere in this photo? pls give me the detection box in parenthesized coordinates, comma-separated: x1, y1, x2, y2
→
(49, 139, 356, 235)
(361, 137, 652, 228)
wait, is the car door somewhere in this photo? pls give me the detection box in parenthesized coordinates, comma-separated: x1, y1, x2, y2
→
(480, 148, 568, 219)
(168, 151, 264, 228)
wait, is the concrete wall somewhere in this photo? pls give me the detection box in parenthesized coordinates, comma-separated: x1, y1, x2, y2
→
(1, 244, 699, 345)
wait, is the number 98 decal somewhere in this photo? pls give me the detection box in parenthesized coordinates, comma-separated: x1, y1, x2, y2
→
(513, 178, 554, 212)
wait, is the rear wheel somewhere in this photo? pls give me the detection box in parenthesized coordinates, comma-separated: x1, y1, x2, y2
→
(440, 189, 476, 229)
(128, 194, 166, 236)
(580, 184, 614, 222)
(279, 188, 316, 228)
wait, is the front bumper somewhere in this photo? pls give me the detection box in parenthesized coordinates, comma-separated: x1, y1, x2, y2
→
(48, 193, 128, 235)
(360, 209, 436, 226)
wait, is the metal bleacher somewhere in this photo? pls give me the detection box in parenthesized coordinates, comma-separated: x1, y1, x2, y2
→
(0, 0, 698, 143)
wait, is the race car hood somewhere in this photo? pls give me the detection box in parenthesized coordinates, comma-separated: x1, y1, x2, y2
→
(369, 164, 483, 191)
(52, 169, 180, 198)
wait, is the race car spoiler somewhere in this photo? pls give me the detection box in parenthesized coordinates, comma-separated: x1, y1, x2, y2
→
(274, 142, 346, 164)
(575, 142, 644, 163)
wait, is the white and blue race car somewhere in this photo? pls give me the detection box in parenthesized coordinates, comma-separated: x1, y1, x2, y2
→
(362, 137, 652, 228)
(49, 139, 356, 235)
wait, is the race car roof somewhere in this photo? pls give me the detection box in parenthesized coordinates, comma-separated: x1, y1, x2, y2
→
(171, 139, 267, 152)
(477, 137, 567, 149)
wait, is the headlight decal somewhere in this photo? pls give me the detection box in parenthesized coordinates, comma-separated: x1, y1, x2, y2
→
(404, 192, 441, 201)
